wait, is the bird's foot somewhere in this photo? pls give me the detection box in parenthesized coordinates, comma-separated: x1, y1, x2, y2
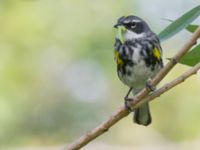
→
(124, 88, 134, 112)
(146, 79, 156, 92)
(124, 96, 134, 112)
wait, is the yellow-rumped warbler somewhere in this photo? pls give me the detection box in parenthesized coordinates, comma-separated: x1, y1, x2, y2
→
(114, 16, 163, 126)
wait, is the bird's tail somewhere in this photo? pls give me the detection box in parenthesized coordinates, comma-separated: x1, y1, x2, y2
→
(133, 103, 152, 126)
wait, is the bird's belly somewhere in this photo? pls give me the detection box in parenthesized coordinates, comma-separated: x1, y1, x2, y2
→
(118, 60, 159, 89)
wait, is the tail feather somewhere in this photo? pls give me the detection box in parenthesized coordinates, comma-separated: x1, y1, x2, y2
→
(133, 103, 152, 126)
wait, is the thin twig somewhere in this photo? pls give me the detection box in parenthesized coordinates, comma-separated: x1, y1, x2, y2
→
(66, 26, 200, 150)
(134, 62, 200, 108)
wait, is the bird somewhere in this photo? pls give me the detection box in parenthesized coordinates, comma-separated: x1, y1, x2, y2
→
(114, 15, 163, 126)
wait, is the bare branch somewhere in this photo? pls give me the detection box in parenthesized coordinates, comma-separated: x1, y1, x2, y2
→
(66, 26, 200, 150)
(134, 62, 200, 108)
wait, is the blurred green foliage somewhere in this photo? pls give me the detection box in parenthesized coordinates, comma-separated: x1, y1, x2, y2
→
(0, 0, 200, 148)
(158, 5, 200, 41)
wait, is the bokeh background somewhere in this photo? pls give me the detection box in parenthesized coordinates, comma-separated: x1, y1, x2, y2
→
(0, 0, 200, 149)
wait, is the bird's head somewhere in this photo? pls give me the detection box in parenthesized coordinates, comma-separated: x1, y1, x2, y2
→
(114, 15, 151, 42)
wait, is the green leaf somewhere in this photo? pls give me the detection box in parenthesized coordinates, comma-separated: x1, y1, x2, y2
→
(186, 24, 198, 33)
(158, 5, 200, 41)
(162, 19, 199, 34)
(179, 45, 200, 66)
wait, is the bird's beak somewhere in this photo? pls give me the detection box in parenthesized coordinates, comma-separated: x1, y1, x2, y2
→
(114, 23, 122, 28)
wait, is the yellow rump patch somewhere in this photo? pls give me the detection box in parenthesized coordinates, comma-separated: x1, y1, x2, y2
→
(114, 51, 123, 65)
(153, 47, 161, 60)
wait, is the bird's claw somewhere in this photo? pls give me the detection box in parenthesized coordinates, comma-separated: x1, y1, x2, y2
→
(124, 97, 133, 112)
(146, 79, 156, 92)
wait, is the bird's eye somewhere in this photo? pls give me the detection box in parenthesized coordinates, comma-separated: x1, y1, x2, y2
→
(131, 22, 136, 28)
(125, 22, 137, 29)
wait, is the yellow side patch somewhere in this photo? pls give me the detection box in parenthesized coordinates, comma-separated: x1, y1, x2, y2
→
(153, 47, 161, 60)
(114, 51, 123, 65)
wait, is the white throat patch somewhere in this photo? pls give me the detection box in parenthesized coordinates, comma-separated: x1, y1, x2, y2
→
(124, 30, 145, 41)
